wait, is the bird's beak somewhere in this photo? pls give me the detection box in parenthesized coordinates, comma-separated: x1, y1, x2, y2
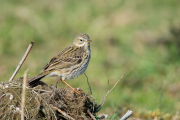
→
(86, 40, 92, 43)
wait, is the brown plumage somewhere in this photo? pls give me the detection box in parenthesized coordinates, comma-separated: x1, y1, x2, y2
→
(28, 33, 92, 91)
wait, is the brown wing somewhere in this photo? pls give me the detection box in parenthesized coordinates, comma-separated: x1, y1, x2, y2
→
(40, 46, 85, 73)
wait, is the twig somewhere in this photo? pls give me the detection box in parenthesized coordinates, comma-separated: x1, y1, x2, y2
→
(21, 69, 28, 120)
(87, 110, 96, 120)
(100, 72, 125, 105)
(108, 79, 110, 91)
(9, 87, 52, 93)
(119, 110, 133, 120)
(8, 41, 34, 82)
(51, 105, 75, 120)
(173, 111, 179, 120)
(84, 73, 92, 95)
(154, 116, 157, 120)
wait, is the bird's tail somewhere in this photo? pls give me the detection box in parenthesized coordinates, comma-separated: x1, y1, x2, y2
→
(28, 73, 46, 86)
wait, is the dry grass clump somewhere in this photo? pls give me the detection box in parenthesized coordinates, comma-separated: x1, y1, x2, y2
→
(0, 77, 101, 120)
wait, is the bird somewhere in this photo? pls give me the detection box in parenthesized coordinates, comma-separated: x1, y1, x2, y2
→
(28, 33, 92, 92)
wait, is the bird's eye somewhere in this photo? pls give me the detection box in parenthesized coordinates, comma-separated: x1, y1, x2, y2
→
(80, 39, 83, 42)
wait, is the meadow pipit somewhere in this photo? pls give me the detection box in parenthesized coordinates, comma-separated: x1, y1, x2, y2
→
(28, 33, 92, 91)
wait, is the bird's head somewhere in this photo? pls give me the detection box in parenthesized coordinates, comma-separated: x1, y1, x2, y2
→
(73, 33, 92, 49)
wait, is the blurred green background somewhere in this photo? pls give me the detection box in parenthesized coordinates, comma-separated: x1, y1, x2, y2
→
(0, 0, 180, 118)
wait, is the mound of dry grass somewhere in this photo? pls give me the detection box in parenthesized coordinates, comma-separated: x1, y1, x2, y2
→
(0, 77, 101, 120)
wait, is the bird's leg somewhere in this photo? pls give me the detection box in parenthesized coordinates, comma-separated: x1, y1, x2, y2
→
(61, 79, 82, 93)
(61, 79, 74, 90)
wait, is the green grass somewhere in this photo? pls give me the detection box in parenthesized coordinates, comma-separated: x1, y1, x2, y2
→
(0, 0, 180, 118)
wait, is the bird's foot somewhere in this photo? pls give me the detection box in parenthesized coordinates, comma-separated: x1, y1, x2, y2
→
(61, 79, 83, 94)
(71, 87, 83, 94)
